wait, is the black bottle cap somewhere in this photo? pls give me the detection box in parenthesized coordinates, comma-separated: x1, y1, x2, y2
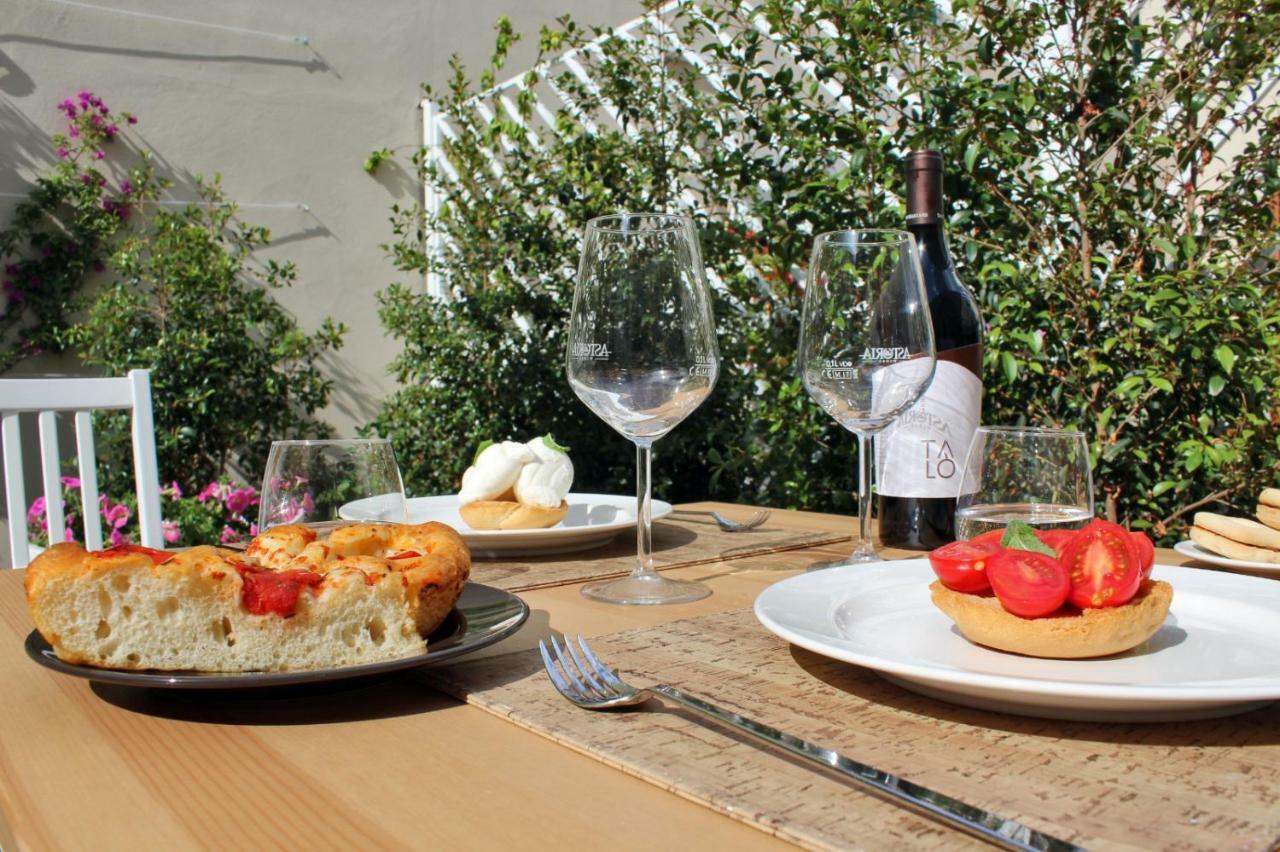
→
(905, 150, 943, 225)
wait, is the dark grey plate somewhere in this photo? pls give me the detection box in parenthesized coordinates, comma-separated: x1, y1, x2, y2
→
(25, 582, 528, 689)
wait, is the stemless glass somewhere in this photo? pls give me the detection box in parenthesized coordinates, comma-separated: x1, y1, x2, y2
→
(954, 426, 1094, 540)
(566, 213, 720, 605)
(257, 438, 408, 534)
(798, 229, 936, 564)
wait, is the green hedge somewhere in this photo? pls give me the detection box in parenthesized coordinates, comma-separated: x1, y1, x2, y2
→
(373, 0, 1280, 541)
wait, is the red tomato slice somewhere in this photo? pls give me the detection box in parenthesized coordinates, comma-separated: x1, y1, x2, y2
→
(928, 540, 1000, 592)
(970, 529, 1006, 547)
(987, 550, 1070, 618)
(1129, 531, 1155, 580)
(1060, 519, 1142, 608)
(1033, 528, 1079, 557)
(98, 543, 173, 565)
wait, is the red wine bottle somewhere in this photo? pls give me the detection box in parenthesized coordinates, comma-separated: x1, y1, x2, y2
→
(876, 151, 984, 549)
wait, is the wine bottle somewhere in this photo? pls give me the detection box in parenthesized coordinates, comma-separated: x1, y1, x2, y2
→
(876, 150, 984, 549)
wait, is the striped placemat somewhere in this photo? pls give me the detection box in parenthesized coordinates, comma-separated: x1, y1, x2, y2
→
(469, 517, 850, 592)
(424, 607, 1280, 850)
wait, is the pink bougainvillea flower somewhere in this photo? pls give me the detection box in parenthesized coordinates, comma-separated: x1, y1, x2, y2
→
(118, 179, 132, 196)
(60, 475, 81, 489)
(27, 496, 46, 522)
(301, 492, 316, 515)
(103, 502, 130, 530)
(56, 147, 69, 159)
(220, 526, 242, 545)
(162, 520, 181, 544)
(162, 480, 183, 500)
(196, 482, 222, 503)
(79, 173, 93, 185)
(249, 523, 259, 536)
(93, 149, 105, 160)
(126, 114, 138, 125)
(68, 125, 79, 138)
(109, 528, 125, 547)
(64, 527, 76, 543)
(225, 487, 258, 516)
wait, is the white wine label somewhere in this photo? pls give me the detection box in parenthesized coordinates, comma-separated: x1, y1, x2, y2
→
(876, 360, 982, 498)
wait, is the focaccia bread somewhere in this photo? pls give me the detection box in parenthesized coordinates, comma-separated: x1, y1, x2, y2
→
(24, 522, 471, 673)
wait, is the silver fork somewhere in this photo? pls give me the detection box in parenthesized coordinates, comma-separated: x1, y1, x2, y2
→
(539, 634, 1080, 852)
(672, 508, 771, 532)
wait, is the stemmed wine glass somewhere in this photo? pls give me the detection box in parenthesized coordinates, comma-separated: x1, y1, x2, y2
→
(798, 229, 936, 564)
(566, 213, 720, 605)
(258, 438, 408, 534)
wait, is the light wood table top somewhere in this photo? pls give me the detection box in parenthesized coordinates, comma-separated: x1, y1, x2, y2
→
(0, 503, 1199, 851)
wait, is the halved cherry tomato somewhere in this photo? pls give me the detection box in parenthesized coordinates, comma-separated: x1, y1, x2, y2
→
(928, 540, 1000, 592)
(1033, 528, 1079, 557)
(1059, 519, 1142, 608)
(987, 550, 1070, 618)
(970, 529, 1006, 547)
(1129, 531, 1155, 580)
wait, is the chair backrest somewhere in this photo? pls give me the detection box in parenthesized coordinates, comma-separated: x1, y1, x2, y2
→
(0, 369, 163, 568)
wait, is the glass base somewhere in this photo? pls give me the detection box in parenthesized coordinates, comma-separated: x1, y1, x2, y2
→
(806, 541, 882, 571)
(581, 573, 712, 605)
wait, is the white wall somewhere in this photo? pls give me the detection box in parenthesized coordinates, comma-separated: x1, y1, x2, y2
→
(0, 0, 639, 432)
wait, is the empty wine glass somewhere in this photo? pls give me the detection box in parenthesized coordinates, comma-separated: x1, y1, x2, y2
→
(798, 229, 936, 564)
(567, 213, 719, 605)
(258, 438, 407, 534)
(954, 426, 1094, 540)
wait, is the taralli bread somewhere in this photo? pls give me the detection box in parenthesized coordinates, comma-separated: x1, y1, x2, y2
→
(1255, 488, 1280, 532)
(1191, 511, 1280, 563)
(930, 580, 1173, 658)
(25, 522, 471, 672)
(459, 499, 568, 530)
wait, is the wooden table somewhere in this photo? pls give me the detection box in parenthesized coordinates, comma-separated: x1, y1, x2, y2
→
(0, 503, 1205, 851)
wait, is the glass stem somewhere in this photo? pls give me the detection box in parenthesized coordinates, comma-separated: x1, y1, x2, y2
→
(852, 431, 877, 559)
(634, 439, 654, 576)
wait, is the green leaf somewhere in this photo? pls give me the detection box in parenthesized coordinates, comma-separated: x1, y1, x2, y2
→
(1000, 351, 1018, 382)
(1213, 345, 1237, 375)
(1208, 375, 1226, 396)
(1000, 520, 1059, 556)
(964, 141, 980, 172)
(542, 433, 570, 453)
(473, 439, 495, 463)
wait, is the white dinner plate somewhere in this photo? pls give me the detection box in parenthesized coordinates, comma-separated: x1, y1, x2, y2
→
(754, 560, 1280, 722)
(1173, 539, 1280, 577)
(341, 492, 672, 558)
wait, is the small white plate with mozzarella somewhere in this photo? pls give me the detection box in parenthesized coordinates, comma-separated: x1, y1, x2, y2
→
(342, 493, 673, 557)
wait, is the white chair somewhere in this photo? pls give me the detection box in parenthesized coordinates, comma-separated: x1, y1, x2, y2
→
(0, 369, 163, 568)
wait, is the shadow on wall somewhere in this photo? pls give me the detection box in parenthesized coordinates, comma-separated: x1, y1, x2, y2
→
(369, 158, 420, 204)
(0, 34, 334, 76)
(0, 48, 35, 96)
(0, 87, 55, 184)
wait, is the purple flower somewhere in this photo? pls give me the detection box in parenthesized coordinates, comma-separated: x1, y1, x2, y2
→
(119, 179, 133, 196)
(104, 125, 118, 140)
(126, 114, 138, 125)
(68, 126, 79, 138)
(56, 147, 69, 159)
(58, 99, 77, 116)
(249, 523, 259, 536)
(162, 520, 181, 544)
(301, 493, 316, 515)
(220, 525, 242, 545)
(77, 90, 92, 104)
(109, 528, 125, 547)
(163, 480, 183, 500)
(94, 150, 105, 160)
(80, 173, 93, 186)
(27, 496, 46, 522)
(64, 526, 76, 543)
(99, 105, 109, 115)
(60, 475, 81, 489)
(197, 482, 223, 503)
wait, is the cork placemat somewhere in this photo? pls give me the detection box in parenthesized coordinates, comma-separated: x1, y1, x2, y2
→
(468, 517, 850, 592)
(424, 608, 1280, 851)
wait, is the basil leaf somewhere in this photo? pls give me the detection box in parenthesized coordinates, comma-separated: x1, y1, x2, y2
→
(999, 520, 1058, 556)
(542, 433, 570, 453)
(472, 439, 494, 464)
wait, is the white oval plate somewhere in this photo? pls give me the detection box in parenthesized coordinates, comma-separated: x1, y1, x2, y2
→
(754, 560, 1280, 722)
(1173, 539, 1280, 577)
(342, 493, 672, 558)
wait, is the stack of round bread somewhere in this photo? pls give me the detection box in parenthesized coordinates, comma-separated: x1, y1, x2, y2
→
(24, 522, 470, 672)
(1191, 492, 1280, 564)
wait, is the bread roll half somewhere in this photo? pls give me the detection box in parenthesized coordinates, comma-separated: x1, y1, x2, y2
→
(930, 580, 1173, 658)
(459, 500, 568, 530)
